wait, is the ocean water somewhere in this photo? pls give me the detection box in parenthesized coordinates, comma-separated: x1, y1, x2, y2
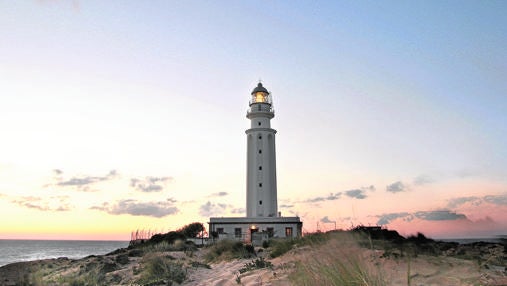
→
(0, 240, 128, 267)
(438, 237, 505, 244)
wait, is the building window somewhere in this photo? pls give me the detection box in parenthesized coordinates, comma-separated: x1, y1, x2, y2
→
(217, 228, 224, 234)
(234, 228, 242, 238)
(258, 135, 262, 140)
(259, 183, 262, 187)
(258, 150, 262, 154)
(285, 227, 293, 238)
(259, 166, 262, 170)
(259, 200, 262, 205)
(267, 227, 274, 238)
(258, 122, 261, 126)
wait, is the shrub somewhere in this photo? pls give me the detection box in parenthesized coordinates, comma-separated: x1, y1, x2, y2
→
(238, 257, 273, 274)
(178, 222, 205, 238)
(269, 239, 296, 258)
(205, 240, 255, 262)
(137, 254, 186, 285)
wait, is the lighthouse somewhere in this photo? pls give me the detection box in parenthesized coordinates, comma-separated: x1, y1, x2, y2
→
(246, 83, 278, 218)
(208, 82, 302, 244)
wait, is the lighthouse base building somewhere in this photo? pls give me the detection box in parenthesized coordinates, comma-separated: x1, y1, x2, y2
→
(209, 83, 302, 245)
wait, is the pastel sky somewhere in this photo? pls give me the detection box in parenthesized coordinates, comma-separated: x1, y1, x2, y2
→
(1, 1, 506, 240)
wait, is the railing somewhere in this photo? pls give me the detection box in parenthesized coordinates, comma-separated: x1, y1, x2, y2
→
(247, 104, 274, 115)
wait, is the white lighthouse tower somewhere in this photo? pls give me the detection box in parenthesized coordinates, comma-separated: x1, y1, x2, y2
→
(209, 82, 302, 244)
(246, 83, 278, 218)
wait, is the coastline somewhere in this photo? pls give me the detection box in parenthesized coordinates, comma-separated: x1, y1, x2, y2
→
(0, 239, 128, 267)
(1, 231, 505, 285)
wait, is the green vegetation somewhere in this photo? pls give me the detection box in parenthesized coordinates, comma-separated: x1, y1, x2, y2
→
(269, 238, 295, 258)
(144, 222, 204, 246)
(137, 254, 186, 285)
(269, 231, 330, 258)
(238, 257, 273, 274)
(204, 239, 256, 262)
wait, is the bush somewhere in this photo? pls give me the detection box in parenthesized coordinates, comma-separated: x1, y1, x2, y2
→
(238, 257, 273, 274)
(205, 240, 256, 262)
(137, 254, 186, 285)
(269, 239, 296, 258)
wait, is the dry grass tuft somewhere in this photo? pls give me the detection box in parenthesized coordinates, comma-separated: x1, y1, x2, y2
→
(289, 232, 387, 286)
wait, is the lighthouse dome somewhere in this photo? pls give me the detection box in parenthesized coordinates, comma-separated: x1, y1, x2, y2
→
(251, 82, 269, 95)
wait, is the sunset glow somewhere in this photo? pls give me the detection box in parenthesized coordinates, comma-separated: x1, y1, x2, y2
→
(1, 1, 506, 240)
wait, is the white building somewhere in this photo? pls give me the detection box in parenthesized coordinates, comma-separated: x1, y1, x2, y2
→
(209, 83, 302, 245)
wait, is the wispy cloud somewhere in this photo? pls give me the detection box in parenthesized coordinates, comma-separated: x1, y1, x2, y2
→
(447, 194, 507, 208)
(386, 181, 407, 193)
(208, 191, 228, 197)
(231, 208, 245, 214)
(302, 185, 375, 203)
(447, 196, 482, 208)
(376, 212, 412, 225)
(199, 201, 228, 217)
(303, 192, 342, 203)
(483, 194, 507, 206)
(130, 176, 172, 193)
(413, 174, 434, 186)
(91, 198, 178, 218)
(376, 210, 467, 225)
(49, 169, 118, 192)
(11, 195, 71, 212)
(320, 216, 336, 223)
(345, 189, 367, 199)
(279, 204, 294, 208)
(414, 210, 467, 221)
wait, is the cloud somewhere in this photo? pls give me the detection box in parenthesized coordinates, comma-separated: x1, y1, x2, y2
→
(376, 210, 467, 225)
(303, 192, 342, 203)
(320, 216, 335, 223)
(447, 194, 507, 209)
(279, 204, 294, 208)
(231, 208, 245, 214)
(209, 191, 228, 197)
(413, 175, 434, 186)
(130, 176, 172, 193)
(50, 170, 118, 191)
(199, 201, 228, 217)
(414, 210, 467, 221)
(302, 185, 375, 203)
(447, 196, 482, 208)
(386, 181, 407, 193)
(376, 212, 412, 225)
(91, 198, 178, 218)
(11, 196, 71, 212)
(483, 194, 507, 206)
(345, 189, 367, 199)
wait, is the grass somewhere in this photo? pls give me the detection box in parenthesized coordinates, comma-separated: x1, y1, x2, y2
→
(288, 232, 387, 286)
(269, 231, 330, 258)
(137, 253, 186, 285)
(204, 239, 255, 262)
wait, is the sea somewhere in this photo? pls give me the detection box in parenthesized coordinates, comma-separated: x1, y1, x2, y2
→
(0, 240, 129, 267)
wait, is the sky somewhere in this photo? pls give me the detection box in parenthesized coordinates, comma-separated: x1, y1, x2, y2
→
(1, 1, 506, 240)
